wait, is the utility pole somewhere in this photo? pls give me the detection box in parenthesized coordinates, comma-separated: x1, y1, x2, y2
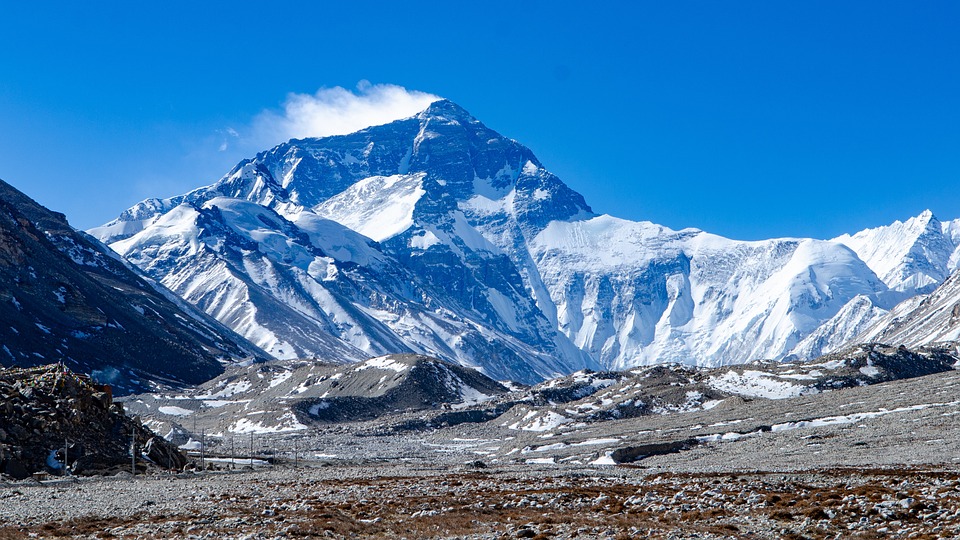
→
(130, 435, 136, 478)
(231, 436, 235, 468)
(249, 433, 254, 464)
(200, 429, 205, 472)
(294, 439, 298, 468)
(64, 439, 68, 477)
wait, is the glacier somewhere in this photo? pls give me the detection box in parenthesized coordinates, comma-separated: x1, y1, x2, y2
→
(91, 99, 960, 381)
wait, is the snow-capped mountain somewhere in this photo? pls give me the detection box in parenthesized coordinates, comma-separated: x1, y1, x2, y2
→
(530, 217, 893, 368)
(791, 211, 960, 359)
(92, 101, 597, 383)
(833, 210, 960, 295)
(0, 178, 262, 393)
(91, 100, 959, 379)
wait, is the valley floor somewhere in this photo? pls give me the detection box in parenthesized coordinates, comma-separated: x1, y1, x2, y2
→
(2, 461, 960, 539)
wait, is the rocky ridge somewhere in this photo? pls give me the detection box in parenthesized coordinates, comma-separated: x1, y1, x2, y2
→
(856, 269, 960, 348)
(123, 354, 512, 441)
(123, 343, 958, 453)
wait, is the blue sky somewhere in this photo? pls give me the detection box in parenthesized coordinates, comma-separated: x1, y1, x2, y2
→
(1, 1, 958, 239)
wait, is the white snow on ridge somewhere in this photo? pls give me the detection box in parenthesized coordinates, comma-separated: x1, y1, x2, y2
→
(531, 214, 890, 370)
(355, 355, 410, 373)
(204, 198, 317, 270)
(533, 215, 690, 269)
(290, 211, 384, 267)
(111, 204, 204, 261)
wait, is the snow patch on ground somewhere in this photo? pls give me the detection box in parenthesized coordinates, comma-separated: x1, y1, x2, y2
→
(197, 380, 253, 399)
(708, 370, 815, 399)
(268, 371, 293, 388)
(229, 412, 307, 434)
(157, 406, 194, 417)
(508, 411, 572, 432)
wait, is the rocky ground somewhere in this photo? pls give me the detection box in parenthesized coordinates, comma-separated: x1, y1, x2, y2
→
(2, 462, 960, 539)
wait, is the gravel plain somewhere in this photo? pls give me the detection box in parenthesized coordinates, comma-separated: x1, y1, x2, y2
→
(4, 461, 960, 539)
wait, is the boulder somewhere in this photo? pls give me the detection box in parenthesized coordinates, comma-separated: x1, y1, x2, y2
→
(3, 458, 30, 480)
(143, 437, 187, 470)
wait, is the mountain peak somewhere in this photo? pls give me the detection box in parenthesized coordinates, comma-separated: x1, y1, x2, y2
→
(417, 99, 478, 124)
(912, 209, 939, 228)
(896, 209, 943, 240)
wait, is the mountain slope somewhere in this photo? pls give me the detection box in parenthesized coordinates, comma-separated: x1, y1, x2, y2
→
(91, 100, 958, 377)
(855, 268, 960, 347)
(102, 193, 585, 383)
(792, 212, 960, 359)
(0, 179, 263, 392)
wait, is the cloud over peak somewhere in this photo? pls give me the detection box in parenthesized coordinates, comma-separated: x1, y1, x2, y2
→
(252, 82, 441, 146)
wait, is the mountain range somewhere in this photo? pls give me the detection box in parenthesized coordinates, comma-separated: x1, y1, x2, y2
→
(87, 100, 960, 383)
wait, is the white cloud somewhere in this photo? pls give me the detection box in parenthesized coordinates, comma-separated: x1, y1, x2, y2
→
(251, 81, 441, 146)
(217, 127, 240, 152)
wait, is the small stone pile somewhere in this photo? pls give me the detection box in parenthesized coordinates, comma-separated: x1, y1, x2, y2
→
(0, 363, 185, 479)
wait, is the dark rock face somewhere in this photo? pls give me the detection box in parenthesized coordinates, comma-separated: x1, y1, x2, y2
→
(790, 342, 958, 390)
(0, 179, 263, 393)
(0, 364, 185, 477)
(610, 440, 697, 464)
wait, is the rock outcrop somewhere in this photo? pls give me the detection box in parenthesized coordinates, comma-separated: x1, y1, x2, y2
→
(0, 364, 185, 478)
